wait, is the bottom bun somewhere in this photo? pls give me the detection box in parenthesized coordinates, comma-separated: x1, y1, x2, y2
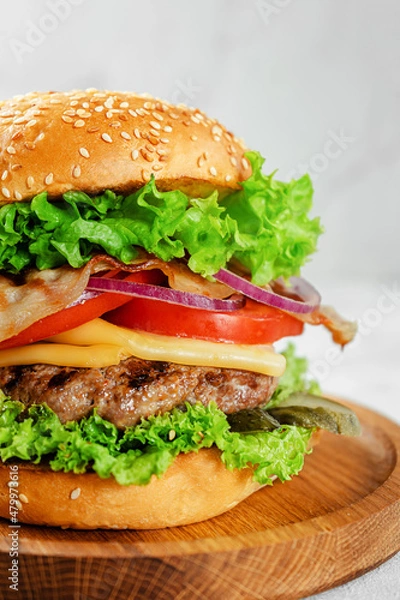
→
(0, 448, 263, 529)
(0, 431, 319, 529)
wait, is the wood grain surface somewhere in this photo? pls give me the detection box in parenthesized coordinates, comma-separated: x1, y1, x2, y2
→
(0, 400, 399, 600)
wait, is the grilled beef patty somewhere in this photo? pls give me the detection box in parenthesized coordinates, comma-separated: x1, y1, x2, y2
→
(0, 358, 278, 428)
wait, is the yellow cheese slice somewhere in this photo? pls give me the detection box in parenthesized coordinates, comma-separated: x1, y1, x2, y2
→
(0, 319, 286, 377)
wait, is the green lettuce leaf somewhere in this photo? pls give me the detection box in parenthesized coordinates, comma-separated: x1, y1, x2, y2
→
(222, 152, 323, 284)
(268, 343, 321, 408)
(0, 392, 312, 486)
(0, 152, 322, 283)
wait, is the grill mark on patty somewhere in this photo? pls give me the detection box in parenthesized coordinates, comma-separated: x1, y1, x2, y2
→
(0, 358, 278, 429)
(49, 370, 77, 389)
(126, 361, 170, 390)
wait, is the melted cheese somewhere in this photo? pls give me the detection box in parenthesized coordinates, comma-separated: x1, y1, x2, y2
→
(0, 319, 286, 377)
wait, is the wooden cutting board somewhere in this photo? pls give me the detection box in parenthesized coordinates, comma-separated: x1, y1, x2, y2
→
(0, 400, 399, 600)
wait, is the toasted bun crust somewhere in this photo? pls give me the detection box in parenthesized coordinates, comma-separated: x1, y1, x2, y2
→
(0, 432, 320, 529)
(0, 90, 251, 203)
(0, 448, 262, 529)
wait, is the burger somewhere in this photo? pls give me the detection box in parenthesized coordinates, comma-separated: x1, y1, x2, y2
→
(0, 90, 359, 529)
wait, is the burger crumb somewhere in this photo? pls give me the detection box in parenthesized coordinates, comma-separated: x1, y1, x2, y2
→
(70, 487, 81, 500)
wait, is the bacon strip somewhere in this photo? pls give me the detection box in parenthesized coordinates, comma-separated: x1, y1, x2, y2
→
(0, 255, 234, 342)
(296, 305, 357, 346)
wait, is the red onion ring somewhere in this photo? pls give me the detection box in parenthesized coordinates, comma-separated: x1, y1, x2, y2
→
(213, 269, 321, 314)
(87, 276, 244, 311)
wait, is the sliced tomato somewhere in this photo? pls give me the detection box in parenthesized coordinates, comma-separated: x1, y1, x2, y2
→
(105, 296, 304, 344)
(0, 271, 163, 350)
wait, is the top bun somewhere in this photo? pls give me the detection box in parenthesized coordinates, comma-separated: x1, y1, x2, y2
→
(0, 89, 251, 203)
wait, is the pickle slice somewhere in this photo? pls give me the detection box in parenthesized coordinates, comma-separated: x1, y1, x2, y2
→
(227, 408, 281, 433)
(269, 392, 361, 436)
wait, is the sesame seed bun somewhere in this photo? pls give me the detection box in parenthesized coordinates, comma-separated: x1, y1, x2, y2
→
(0, 89, 251, 203)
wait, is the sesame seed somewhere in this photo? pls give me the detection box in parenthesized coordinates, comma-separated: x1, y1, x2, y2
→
(120, 101, 129, 109)
(14, 191, 23, 201)
(24, 142, 36, 151)
(136, 108, 145, 116)
(74, 119, 85, 128)
(70, 488, 81, 500)
(101, 133, 113, 143)
(190, 135, 198, 141)
(19, 493, 29, 504)
(163, 125, 173, 133)
(11, 164, 22, 171)
(131, 149, 139, 160)
(106, 110, 114, 119)
(128, 109, 137, 118)
(169, 112, 180, 120)
(26, 119, 37, 128)
(27, 176, 34, 189)
(212, 125, 223, 137)
(194, 112, 204, 121)
(2, 187, 10, 199)
(149, 120, 161, 130)
(197, 155, 205, 168)
(209, 166, 218, 176)
(225, 174, 232, 182)
(36, 132, 45, 141)
(87, 126, 100, 133)
(142, 169, 151, 182)
(14, 116, 26, 124)
(72, 165, 82, 178)
(15, 500, 22, 511)
(152, 111, 163, 121)
(45, 173, 54, 185)
(141, 149, 154, 162)
(156, 148, 167, 156)
(168, 429, 176, 441)
(160, 138, 170, 144)
(82, 102, 90, 109)
(94, 106, 104, 113)
(70, 100, 79, 107)
(230, 156, 238, 167)
(242, 157, 249, 169)
(104, 97, 114, 109)
(121, 131, 131, 140)
(1, 170, 8, 181)
(6, 146, 16, 155)
(79, 147, 90, 158)
(213, 136, 221, 142)
(62, 115, 73, 123)
(49, 98, 61, 104)
(153, 164, 163, 171)
(133, 128, 141, 139)
(191, 115, 200, 124)
(149, 130, 160, 138)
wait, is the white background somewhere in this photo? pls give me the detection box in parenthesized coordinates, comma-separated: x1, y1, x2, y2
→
(0, 1, 399, 598)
